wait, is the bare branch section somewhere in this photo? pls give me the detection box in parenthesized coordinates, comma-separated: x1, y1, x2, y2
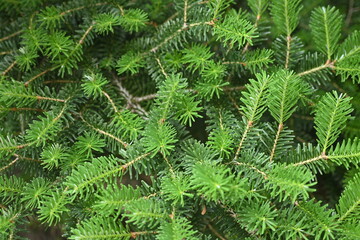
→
(101, 90, 119, 113)
(285, 35, 292, 69)
(297, 61, 334, 77)
(111, 74, 149, 118)
(121, 152, 151, 171)
(234, 121, 252, 160)
(155, 57, 168, 78)
(270, 123, 284, 162)
(60, 2, 108, 16)
(0, 157, 19, 172)
(345, 0, 355, 27)
(1, 60, 17, 76)
(0, 107, 44, 112)
(292, 153, 328, 167)
(0, 30, 23, 43)
(183, 0, 188, 27)
(207, 224, 227, 240)
(133, 85, 245, 103)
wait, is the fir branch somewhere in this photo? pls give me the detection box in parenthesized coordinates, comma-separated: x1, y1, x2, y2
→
(242, 15, 261, 53)
(0, 107, 44, 112)
(1, 60, 17, 76)
(270, 123, 283, 161)
(345, 0, 355, 27)
(310, 6, 342, 61)
(161, 152, 175, 176)
(207, 223, 227, 240)
(43, 79, 76, 84)
(13, 153, 41, 163)
(35, 96, 66, 102)
(0, 156, 19, 172)
(80, 115, 128, 148)
(111, 74, 149, 117)
(0, 30, 24, 43)
(121, 152, 151, 171)
(297, 60, 334, 77)
(291, 152, 328, 167)
(234, 72, 270, 159)
(285, 35, 291, 69)
(155, 57, 168, 77)
(149, 21, 214, 53)
(59, 2, 108, 16)
(101, 90, 118, 113)
(268, 70, 303, 161)
(24, 67, 55, 87)
(0, 51, 14, 56)
(183, 0, 188, 27)
(232, 161, 268, 179)
(314, 91, 353, 153)
(337, 174, 360, 222)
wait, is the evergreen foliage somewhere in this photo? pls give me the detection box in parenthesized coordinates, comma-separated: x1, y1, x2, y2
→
(0, 0, 360, 239)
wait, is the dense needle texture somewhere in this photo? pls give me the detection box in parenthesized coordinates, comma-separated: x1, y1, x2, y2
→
(0, 0, 360, 239)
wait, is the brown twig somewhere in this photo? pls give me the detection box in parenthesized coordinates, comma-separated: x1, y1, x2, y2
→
(0, 30, 23, 43)
(207, 224, 227, 240)
(0, 157, 19, 172)
(1, 60, 17, 76)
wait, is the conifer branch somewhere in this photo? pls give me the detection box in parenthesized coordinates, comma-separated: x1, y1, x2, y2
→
(225, 92, 242, 114)
(243, 14, 261, 53)
(291, 152, 328, 166)
(0, 143, 30, 151)
(59, 2, 108, 16)
(232, 160, 268, 179)
(0, 156, 19, 172)
(149, 21, 214, 53)
(155, 57, 168, 77)
(207, 223, 227, 240)
(35, 96, 66, 102)
(338, 204, 359, 222)
(133, 93, 157, 102)
(112, 74, 149, 117)
(161, 152, 175, 176)
(13, 153, 41, 163)
(43, 80, 76, 84)
(24, 22, 95, 86)
(121, 152, 151, 171)
(285, 35, 292, 69)
(164, 1, 209, 23)
(101, 90, 118, 113)
(130, 231, 158, 238)
(1, 60, 17, 76)
(0, 107, 44, 112)
(345, 0, 355, 27)
(297, 61, 334, 77)
(79, 24, 94, 45)
(222, 61, 246, 66)
(24, 67, 55, 87)
(234, 120, 252, 160)
(183, 0, 188, 27)
(0, 30, 23, 43)
(0, 51, 13, 56)
(80, 115, 128, 148)
(235, 72, 270, 160)
(331, 150, 360, 160)
(132, 86, 245, 103)
(270, 123, 283, 162)
(1, 1, 360, 238)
